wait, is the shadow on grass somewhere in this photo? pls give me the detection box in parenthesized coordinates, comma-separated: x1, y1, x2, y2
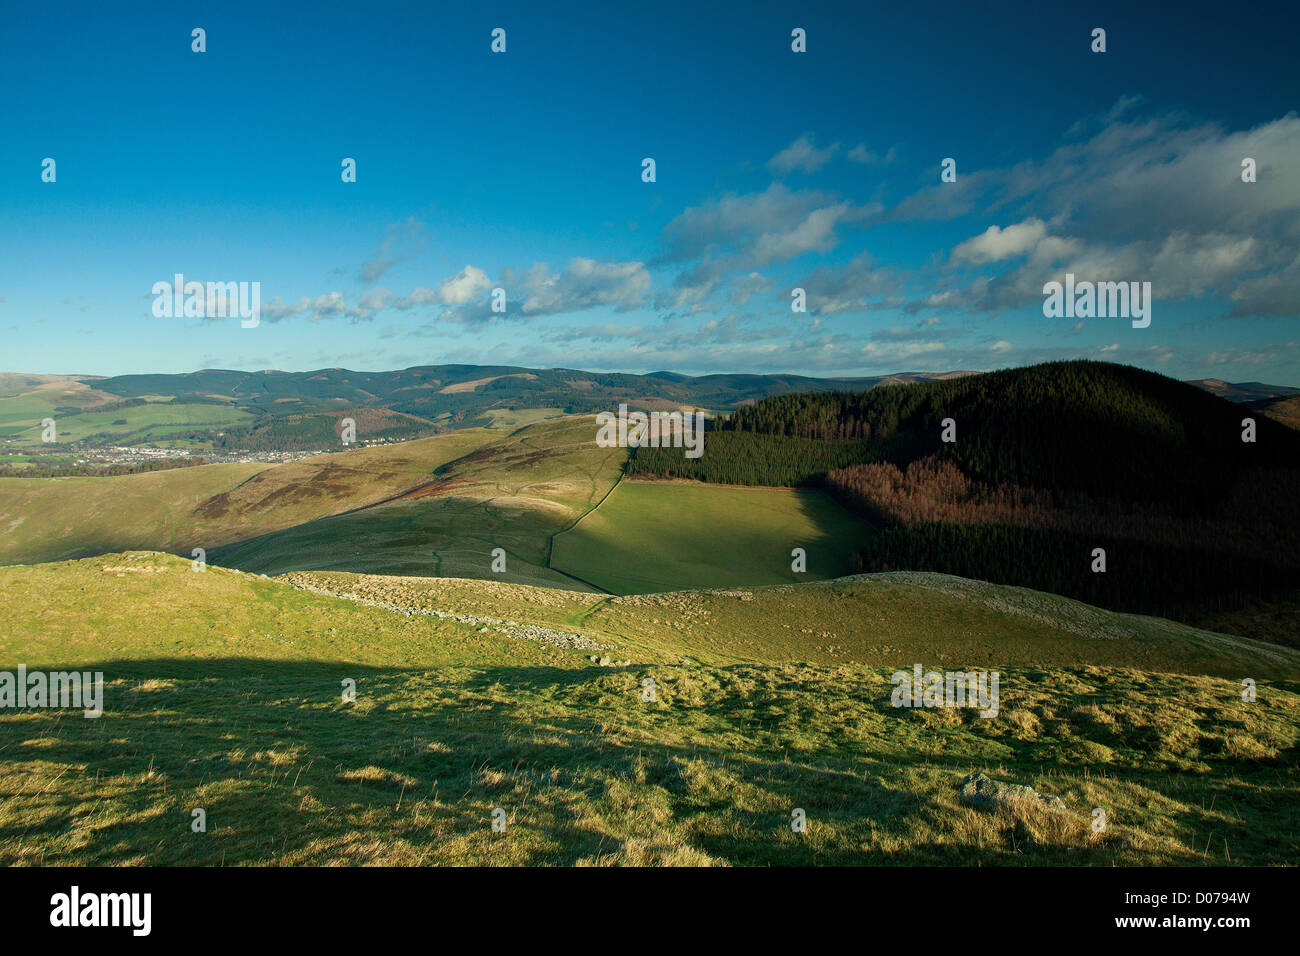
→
(1, 658, 1295, 866)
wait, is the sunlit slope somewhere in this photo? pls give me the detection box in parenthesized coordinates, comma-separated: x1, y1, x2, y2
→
(0, 429, 495, 565)
(2, 552, 1297, 866)
(210, 416, 628, 588)
(283, 568, 1300, 679)
(187, 428, 494, 541)
(0, 552, 571, 669)
(0, 462, 266, 564)
(551, 479, 871, 593)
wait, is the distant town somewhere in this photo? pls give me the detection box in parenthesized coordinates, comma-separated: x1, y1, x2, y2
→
(0, 436, 408, 475)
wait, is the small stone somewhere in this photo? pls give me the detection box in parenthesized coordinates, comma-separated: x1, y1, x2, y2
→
(959, 772, 1066, 812)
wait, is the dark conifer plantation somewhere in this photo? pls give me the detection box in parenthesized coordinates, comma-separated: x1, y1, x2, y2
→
(629, 361, 1300, 636)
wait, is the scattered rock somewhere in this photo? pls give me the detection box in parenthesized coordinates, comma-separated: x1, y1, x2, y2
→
(959, 773, 1066, 812)
(283, 577, 614, 652)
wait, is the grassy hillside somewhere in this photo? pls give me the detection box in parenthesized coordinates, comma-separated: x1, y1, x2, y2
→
(551, 480, 871, 593)
(0, 429, 495, 565)
(1, 552, 1297, 866)
(287, 568, 1300, 678)
(209, 416, 628, 588)
(1260, 394, 1300, 430)
(0, 462, 266, 564)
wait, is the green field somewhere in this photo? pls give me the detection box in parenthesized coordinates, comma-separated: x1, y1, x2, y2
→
(3, 418, 879, 598)
(550, 479, 872, 593)
(3, 401, 255, 446)
(478, 406, 566, 428)
(1, 551, 1297, 866)
(0, 378, 116, 437)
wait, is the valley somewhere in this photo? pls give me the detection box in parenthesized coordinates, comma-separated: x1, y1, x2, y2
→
(1, 360, 1297, 868)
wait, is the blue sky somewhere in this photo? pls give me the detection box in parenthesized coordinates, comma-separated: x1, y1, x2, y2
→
(2, 0, 1298, 383)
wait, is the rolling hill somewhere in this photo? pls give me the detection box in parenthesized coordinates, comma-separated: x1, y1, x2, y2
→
(2, 550, 1296, 866)
(0, 429, 496, 565)
(3, 360, 1296, 867)
(5, 363, 1296, 648)
(4, 362, 1289, 458)
(207, 417, 628, 588)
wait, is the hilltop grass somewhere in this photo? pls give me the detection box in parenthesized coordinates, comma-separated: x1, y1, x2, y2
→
(4, 661, 1297, 866)
(1, 554, 1297, 866)
(0, 553, 572, 670)
(211, 416, 627, 589)
(477, 407, 566, 428)
(551, 479, 873, 594)
(286, 569, 1300, 679)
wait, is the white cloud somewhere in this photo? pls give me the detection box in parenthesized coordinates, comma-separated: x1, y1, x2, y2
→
(660, 184, 873, 308)
(768, 136, 838, 174)
(259, 292, 372, 323)
(798, 252, 903, 315)
(846, 144, 897, 165)
(514, 259, 650, 315)
(359, 217, 425, 282)
(902, 107, 1300, 317)
(438, 265, 492, 306)
(952, 218, 1050, 264)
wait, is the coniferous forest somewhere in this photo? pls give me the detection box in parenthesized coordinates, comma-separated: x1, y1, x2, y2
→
(629, 361, 1300, 642)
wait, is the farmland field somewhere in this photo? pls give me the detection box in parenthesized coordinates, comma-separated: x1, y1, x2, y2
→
(2, 401, 256, 446)
(551, 479, 871, 593)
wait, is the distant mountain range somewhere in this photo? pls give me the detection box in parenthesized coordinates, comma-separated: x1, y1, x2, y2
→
(75, 365, 991, 413)
(2, 364, 1296, 454)
(15, 363, 1299, 411)
(1184, 378, 1300, 402)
